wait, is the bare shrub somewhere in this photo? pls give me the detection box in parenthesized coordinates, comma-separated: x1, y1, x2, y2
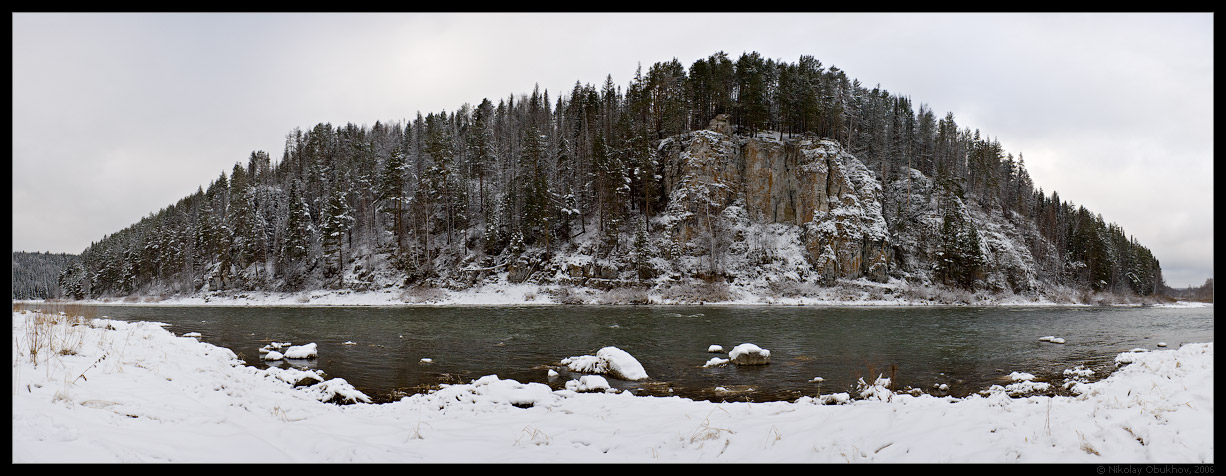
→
(400, 286, 446, 303)
(766, 279, 822, 299)
(544, 287, 589, 305)
(659, 281, 732, 304)
(599, 287, 651, 305)
(18, 309, 88, 367)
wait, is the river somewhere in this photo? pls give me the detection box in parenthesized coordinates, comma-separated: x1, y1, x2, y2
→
(59, 304, 1215, 403)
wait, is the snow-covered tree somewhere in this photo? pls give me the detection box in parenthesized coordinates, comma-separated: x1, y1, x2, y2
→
(321, 186, 354, 286)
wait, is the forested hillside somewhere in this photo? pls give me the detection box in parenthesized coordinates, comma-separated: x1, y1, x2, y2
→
(12, 251, 78, 300)
(56, 51, 1165, 302)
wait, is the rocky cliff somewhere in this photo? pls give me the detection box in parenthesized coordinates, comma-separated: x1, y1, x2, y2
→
(656, 114, 892, 285)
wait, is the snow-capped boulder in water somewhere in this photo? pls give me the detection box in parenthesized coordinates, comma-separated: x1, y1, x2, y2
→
(560, 346, 648, 381)
(707, 345, 724, 353)
(263, 350, 284, 361)
(565, 375, 612, 393)
(283, 343, 318, 359)
(728, 343, 771, 365)
(259, 342, 291, 354)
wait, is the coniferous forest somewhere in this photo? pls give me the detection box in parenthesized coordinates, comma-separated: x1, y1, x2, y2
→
(11, 252, 78, 300)
(54, 51, 1165, 302)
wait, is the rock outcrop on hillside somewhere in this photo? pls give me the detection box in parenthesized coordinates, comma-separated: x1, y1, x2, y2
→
(438, 123, 1059, 302)
(657, 120, 891, 284)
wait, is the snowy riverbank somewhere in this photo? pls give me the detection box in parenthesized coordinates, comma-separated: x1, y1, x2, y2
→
(30, 277, 1198, 308)
(11, 309, 1213, 463)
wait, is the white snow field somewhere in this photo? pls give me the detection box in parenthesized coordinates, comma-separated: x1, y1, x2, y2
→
(11, 310, 1214, 463)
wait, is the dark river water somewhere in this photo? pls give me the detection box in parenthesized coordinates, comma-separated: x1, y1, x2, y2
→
(73, 304, 1213, 403)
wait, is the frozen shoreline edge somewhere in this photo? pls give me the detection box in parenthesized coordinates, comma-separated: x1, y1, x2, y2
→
(15, 289, 1209, 308)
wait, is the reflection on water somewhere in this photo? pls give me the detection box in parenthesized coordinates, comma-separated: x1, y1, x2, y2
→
(48, 304, 1214, 403)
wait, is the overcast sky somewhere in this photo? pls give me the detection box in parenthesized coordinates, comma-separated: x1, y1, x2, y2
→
(11, 12, 1213, 288)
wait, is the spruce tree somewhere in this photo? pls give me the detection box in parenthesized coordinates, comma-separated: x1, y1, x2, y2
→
(284, 180, 313, 265)
(937, 208, 985, 290)
(321, 186, 354, 286)
(378, 148, 408, 256)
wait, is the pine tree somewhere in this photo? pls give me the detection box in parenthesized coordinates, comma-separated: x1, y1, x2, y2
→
(632, 217, 655, 280)
(520, 126, 554, 249)
(937, 207, 984, 290)
(228, 162, 258, 274)
(645, 58, 689, 139)
(378, 148, 408, 256)
(57, 262, 89, 299)
(469, 98, 496, 218)
(735, 52, 770, 134)
(591, 132, 626, 252)
(284, 180, 313, 264)
(321, 186, 354, 286)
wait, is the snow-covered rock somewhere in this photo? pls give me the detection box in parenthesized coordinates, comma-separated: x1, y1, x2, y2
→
(707, 344, 724, 353)
(263, 351, 284, 361)
(560, 346, 648, 381)
(259, 342, 291, 353)
(283, 343, 317, 359)
(301, 377, 371, 405)
(432, 375, 558, 409)
(728, 343, 770, 365)
(260, 366, 325, 387)
(565, 375, 612, 393)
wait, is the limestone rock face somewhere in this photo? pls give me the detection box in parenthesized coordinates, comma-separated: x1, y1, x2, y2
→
(742, 138, 798, 224)
(658, 129, 742, 245)
(707, 113, 733, 137)
(792, 139, 891, 283)
(658, 131, 892, 282)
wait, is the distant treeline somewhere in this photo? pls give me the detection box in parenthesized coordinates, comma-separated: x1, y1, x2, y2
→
(12, 251, 78, 300)
(56, 51, 1164, 298)
(1163, 279, 1213, 303)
